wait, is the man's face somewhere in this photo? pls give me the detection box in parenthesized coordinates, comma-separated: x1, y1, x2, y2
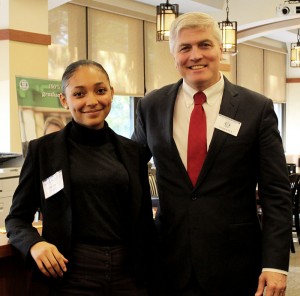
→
(173, 27, 222, 91)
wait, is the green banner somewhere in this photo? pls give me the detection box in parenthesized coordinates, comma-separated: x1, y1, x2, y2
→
(16, 76, 63, 109)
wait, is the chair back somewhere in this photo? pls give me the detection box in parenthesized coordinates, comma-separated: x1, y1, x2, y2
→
(149, 172, 158, 197)
(287, 163, 297, 175)
(289, 173, 300, 246)
(289, 173, 300, 200)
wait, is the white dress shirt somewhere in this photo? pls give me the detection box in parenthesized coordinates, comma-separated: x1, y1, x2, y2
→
(173, 73, 224, 169)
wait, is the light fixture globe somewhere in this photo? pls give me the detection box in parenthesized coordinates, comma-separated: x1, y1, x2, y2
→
(156, 0, 179, 41)
(290, 29, 300, 67)
(218, 0, 237, 54)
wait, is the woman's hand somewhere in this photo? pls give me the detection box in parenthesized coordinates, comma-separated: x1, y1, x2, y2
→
(30, 241, 69, 278)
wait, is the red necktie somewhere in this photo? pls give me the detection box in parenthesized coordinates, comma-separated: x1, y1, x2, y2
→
(187, 92, 207, 186)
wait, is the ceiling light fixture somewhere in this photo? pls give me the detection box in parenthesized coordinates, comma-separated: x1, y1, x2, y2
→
(290, 28, 300, 67)
(218, 0, 237, 54)
(156, 0, 179, 41)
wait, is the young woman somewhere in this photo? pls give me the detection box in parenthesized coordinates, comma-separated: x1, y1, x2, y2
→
(6, 60, 157, 296)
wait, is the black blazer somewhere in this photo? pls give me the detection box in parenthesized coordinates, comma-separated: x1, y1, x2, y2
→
(132, 77, 292, 295)
(5, 122, 156, 284)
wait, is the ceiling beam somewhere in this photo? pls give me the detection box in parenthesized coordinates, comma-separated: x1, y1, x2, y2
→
(238, 17, 300, 43)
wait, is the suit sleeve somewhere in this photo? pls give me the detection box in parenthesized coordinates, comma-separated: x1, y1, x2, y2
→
(131, 98, 152, 162)
(257, 98, 292, 271)
(5, 141, 46, 261)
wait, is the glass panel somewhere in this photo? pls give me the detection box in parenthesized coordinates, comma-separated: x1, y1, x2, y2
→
(274, 103, 283, 136)
(106, 96, 134, 138)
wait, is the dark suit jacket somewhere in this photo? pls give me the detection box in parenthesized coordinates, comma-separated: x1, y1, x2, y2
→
(132, 77, 292, 295)
(5, 122, 156, 286)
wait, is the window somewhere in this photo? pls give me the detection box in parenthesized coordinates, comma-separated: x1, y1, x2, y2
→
(274, 103, 286, 149)
(87, 8, 144, 97)
(48, 4, 86, 80)
(106, 96, 135, 138)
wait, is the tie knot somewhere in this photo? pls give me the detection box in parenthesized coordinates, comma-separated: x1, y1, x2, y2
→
(193, 92, 206, 105)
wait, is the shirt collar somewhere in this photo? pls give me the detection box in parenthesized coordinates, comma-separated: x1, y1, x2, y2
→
(182, 73, 225, 107)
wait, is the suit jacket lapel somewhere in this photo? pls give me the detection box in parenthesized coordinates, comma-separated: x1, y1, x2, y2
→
(165, 80, 193, 183)
(46, 124, 72, 200)
(161, 79, 182, 148)
(196, 77, 240, 187)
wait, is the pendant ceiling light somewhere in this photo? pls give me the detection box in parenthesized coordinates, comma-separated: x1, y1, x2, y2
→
(156, 0, 179, 41)
(218, 0, 237, 54)
(290, 29, 300, 67)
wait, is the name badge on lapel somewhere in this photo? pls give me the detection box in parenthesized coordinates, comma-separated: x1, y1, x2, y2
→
(214, 114, 241, 136)
(42, 170, 64, 199)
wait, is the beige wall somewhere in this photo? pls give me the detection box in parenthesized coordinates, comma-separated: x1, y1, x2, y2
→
(0, 0, 49, 153)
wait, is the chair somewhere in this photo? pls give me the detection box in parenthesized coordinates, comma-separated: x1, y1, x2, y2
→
(287, 163, 296, 175)
(289, 173, 300, 251)
(148, 172, 158, 198)
(148, 165, 159, 218)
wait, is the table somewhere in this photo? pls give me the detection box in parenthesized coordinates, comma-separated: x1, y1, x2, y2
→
(0, 222, 42, 295)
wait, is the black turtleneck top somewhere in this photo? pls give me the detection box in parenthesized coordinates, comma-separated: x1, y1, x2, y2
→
(68, 120, 130, 246)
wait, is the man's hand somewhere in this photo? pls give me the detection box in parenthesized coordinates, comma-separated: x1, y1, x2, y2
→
(30, 241, 69, 278)
(255, 271, 287, 296)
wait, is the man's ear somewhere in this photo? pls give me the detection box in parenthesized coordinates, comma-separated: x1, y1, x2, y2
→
(220, 44, 223, 59)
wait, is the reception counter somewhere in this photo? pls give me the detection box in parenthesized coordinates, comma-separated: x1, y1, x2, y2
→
(0, 233, 32, 295)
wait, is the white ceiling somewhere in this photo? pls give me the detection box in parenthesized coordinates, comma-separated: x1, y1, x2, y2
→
(48, 0, 300, 44)
(131, 0, 300, 43)
(132, 0, 225, 14)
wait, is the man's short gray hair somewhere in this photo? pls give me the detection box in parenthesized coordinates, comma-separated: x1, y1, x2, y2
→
(169, 12, 222, 55)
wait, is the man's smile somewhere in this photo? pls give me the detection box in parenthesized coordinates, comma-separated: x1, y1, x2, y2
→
(188, 65, 206, 70)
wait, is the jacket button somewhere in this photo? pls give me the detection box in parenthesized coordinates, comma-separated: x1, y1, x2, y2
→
(191, 194, 198, 200)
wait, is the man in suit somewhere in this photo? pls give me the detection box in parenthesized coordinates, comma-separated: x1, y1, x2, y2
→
(132, 12, 292, 296)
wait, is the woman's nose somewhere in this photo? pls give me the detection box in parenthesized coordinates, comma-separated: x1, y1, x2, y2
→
(86, 93, 98, 105)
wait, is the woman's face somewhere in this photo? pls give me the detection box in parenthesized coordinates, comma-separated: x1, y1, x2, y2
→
(59, 65, 114, 130)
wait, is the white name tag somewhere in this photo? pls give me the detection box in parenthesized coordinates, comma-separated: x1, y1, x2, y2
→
(214, 114, 241, 136)
(42, 170, 64, 199)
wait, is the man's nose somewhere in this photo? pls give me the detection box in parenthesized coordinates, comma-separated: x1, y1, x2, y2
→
(190, 47, 203, 60)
